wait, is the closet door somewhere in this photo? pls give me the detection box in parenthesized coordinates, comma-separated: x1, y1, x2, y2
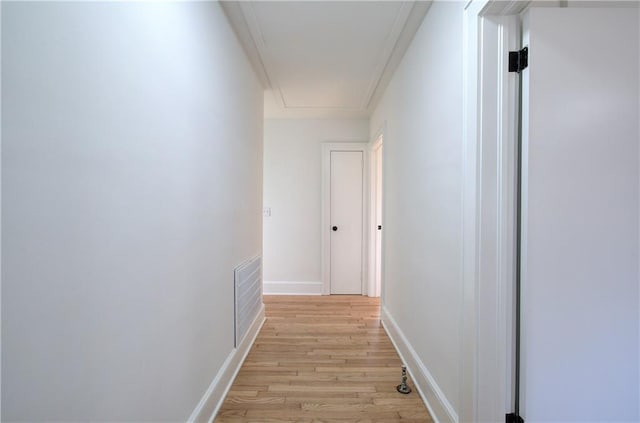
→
(519, 7, 639, 421)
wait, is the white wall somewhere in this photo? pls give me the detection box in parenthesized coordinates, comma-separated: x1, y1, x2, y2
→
(1, 2, 263, 421)
(263, 119, 368, 294)
(370, 2, 465, 420)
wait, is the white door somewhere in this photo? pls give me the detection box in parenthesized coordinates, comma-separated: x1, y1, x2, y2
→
(330, 151, 363, 294)
(374, 144, 383, 297)
(520, 8, 639, 421)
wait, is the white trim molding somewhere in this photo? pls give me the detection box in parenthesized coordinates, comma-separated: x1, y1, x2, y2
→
(321, 142, 370, 296)
(187, 304, 265, 423)
(220, 1, 432, 118)
(263, 281, 323, 296)
(461, 1, 529, 422)
(381, 306, 458, 423)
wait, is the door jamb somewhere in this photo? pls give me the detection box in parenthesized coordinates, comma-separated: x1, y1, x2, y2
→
(321, 142, 369, 296)
(461, 1, 528, 422)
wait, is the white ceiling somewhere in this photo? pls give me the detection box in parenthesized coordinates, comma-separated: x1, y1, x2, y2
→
(222, 1, 432, 119)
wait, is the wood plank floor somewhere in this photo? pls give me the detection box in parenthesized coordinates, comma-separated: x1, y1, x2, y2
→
(214, 295, 433, 422)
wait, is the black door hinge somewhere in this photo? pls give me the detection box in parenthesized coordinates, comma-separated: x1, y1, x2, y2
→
(509, 47, 528, 73)
(506, 413, 524, 423)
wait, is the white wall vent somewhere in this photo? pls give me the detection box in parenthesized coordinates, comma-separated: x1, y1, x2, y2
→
(234, 255, 263, 347)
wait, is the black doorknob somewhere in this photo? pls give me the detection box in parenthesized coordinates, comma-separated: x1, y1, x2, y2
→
(378, 225, 382, 230)
(332, 226, 338, 231)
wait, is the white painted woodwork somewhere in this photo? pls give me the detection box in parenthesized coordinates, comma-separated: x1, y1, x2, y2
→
(221, 1, 432, 119)
(189, 305, 265, 423)
(382, 306, 458, 423)
(374, 143, 383, 298)
(521, 7, 639, 421)
(330, 151, 364, 294)
(461, 2, 524, 421)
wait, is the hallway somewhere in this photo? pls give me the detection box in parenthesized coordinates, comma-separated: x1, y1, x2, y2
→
(215, 296, 432, 422)
(2, 1, 639, 421)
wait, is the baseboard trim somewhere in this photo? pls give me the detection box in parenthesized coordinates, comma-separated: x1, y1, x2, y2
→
(263, 281, 322, 295)
(381, 306, 458, 423)
(187, 303, 265, 423)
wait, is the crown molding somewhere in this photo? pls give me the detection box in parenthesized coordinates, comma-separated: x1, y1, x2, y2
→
(366, 1, 432, 114)
(222, 1, 432, 118)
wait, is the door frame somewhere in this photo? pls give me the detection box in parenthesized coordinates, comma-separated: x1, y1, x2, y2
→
(368, 132, 383, 298)
(461, 1, 528, 422)
(321, 142, 369, 296)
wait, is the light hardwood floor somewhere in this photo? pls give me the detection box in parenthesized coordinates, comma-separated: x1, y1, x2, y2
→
(214, 295, 433, 422)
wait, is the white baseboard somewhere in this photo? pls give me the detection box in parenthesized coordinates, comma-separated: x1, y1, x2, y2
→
(381, 306, 458, 423)
(187, 303, 265, 423)
(263, 280, 322, 295)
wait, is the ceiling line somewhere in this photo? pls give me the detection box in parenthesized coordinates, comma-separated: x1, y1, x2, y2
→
(226, 1, 432, 118)
(359, 1, 415, 110)
(239, 1, 415, 113)
(239, 1, 287, 109)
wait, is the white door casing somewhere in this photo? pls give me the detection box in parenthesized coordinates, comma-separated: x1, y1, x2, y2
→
(462, 2, 523, 421)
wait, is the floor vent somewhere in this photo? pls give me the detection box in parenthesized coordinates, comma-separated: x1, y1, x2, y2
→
(234, 255, 263, 347)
